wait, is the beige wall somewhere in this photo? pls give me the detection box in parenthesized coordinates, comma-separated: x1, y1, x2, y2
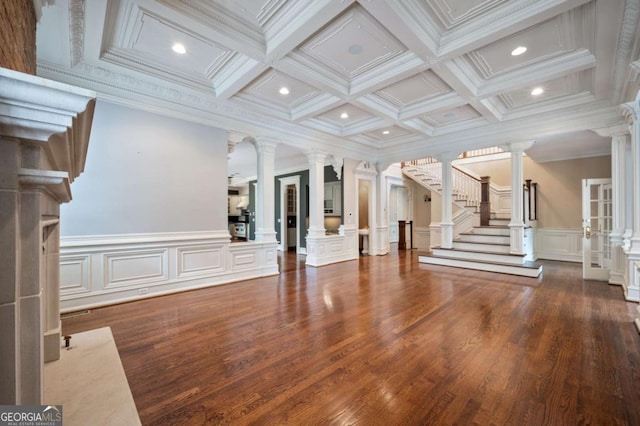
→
(412, 183, 431, 227)
(462, 155, 611, 228)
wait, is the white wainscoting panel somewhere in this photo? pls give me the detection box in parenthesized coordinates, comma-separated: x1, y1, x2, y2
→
(177, 245, 225, 278)
(60, 254, 91, 296)
(105, 249, 168, 289)
(306, 226, 358, 267)
(60, 231, 279, 312)
(535, 228, 582, 262)
(430, 223, 442, 249)
(389, 223, 399, 243)
(414, 227, 431, 250)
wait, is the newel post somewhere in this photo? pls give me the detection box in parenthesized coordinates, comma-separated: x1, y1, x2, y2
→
(480, 176, 490, 226)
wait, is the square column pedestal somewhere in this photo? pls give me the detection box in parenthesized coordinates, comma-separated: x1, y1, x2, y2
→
(0, 67, 95, 404)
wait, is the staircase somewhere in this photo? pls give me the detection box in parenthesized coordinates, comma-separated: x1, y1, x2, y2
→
(403, 162, 542, 278)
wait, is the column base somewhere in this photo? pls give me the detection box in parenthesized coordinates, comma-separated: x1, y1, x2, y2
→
(509, 223, 525, 255)
(624, 255, 640, 302)
(440, 222, 453, 249)
(254, 230, 278, 243)
(307, 227, 326, 238)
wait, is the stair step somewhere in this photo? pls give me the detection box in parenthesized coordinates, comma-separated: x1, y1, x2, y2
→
(457, 233, 510, 244)
(431, 247, 525, 265)
(473, 226, 510, 236)
(419, 255, 542, 278)
(489, 219, 510, 226)
(452, 241, 510, 253)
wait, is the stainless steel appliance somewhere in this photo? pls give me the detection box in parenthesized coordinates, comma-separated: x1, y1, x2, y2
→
(232, 222, 247, 239)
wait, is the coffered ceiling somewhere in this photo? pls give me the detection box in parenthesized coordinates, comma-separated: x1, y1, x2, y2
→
(36, 0, 640, 168)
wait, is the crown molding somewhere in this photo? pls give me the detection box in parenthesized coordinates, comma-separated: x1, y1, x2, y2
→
(610, 0, 640, 104)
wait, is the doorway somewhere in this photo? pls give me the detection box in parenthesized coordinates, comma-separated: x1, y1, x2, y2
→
(582, 178, 612, 280)
(279, 176, 300, 253)
(357, 179, 372, 255)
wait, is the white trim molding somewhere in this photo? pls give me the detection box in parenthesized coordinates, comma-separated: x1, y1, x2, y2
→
(305, 225, 358, 267)
(535, 228, 582, 262)
(414, 227, 431, 250)
(59, 231, 278, 312)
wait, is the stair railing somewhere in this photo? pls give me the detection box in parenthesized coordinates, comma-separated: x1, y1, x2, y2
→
(452, 165, 481, 209)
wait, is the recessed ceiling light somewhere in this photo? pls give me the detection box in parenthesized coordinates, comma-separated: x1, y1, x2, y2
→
(172, 43, 186, 54)
(279, 87, 290, 95)
(531, 87, 544, 96)
(511, 46, 527, 56)
(382, 130, 390, 135)
(340, 112, 349, 119)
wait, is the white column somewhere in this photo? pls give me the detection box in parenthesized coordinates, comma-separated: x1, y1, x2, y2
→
(610, 132, 629, 285)
(374, 162, 388, 255)
(505, 142, 533, 255)
(439, 154, 454, 249)
(252, 138, 278, 243)
(306, 151, 327, 238)
(620, 91, 640, 310)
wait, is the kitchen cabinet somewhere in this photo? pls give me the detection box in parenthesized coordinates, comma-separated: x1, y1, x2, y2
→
(228, 195, 241, 216)
(324, 182, 341, 216)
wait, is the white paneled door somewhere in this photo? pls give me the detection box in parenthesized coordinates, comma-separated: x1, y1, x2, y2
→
(582, 178, 612, 281)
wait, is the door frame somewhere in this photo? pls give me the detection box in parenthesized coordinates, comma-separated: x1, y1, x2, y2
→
(279, 175, 300, 253)
(582, 177, 612, 281)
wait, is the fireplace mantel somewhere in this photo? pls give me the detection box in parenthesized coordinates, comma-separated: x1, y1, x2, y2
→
(0, 66, 96, 405)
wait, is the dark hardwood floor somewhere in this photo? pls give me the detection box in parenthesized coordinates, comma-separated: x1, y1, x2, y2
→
(62, 249, 640, 425)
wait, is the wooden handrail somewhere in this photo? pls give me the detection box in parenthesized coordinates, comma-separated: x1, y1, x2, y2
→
(453, 164, 481, 182)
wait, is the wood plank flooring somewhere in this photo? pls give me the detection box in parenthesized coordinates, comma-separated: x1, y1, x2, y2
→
(61, 250, 640, 425)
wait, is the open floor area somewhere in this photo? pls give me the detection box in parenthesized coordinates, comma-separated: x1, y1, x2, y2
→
(61, 251, 640, 425)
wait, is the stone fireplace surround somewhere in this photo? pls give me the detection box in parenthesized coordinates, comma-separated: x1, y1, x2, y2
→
(0, 66, 95, 404)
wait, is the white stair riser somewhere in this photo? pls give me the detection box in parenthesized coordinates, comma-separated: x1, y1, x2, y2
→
(472, 227, 509, 236)
(418, 256, 542, 278)
(457, 234, 510, 244)
(489, 219, 510, 226)
(431, 248, 524, 265)
(452, 242, 510, 253)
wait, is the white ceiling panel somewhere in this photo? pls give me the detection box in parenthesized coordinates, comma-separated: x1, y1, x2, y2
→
(426, 0, 508, 30)
(132, 14, 230, 76)
(317, 104, 375, 127)
(375, 70, 452, 107)
(421, 105, 482, 127)
(239, 69, 321, 109)
(497, 70, 592, 110)
(297, 6, 406, 80)
(36, 0, 635, 166)
(365, 125, 414, 142)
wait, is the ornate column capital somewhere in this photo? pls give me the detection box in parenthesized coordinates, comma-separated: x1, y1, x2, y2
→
(620, 90, 640, 124)
(500, 140, 535, 153)
(328, 154, 344, 179)
(593, 124, 629, 138)
(305, 150, 327, 164)
(435, 151, 457, 163)
(248, 136, 279, 154)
